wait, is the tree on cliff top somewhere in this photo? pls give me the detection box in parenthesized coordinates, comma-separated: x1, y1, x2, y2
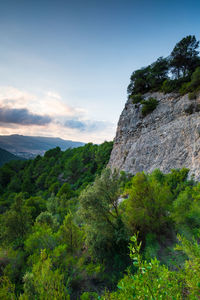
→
(170, 35, 200, 78)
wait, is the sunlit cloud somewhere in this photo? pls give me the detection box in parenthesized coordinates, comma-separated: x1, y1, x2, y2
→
(0, 86, 115, 143)
(0, 106, 52, 125)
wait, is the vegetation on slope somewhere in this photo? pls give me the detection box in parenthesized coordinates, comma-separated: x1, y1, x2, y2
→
(0, 141, 200, 299)
(128, 35, 200, 112)
(0, 147, 25, 167)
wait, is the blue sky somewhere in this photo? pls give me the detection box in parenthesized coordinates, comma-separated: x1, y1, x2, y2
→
(0, 0, 199, 142)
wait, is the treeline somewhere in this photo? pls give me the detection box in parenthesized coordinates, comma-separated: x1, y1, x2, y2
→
(128, 35, 200, 99)
(1, 148, 200, 299)
(0, 141, 113, 213)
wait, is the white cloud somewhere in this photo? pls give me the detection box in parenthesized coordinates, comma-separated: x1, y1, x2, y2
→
(0, 86, 115, 143)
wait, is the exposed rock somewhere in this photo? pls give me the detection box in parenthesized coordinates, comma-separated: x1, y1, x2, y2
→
(108, 92, 200, 180)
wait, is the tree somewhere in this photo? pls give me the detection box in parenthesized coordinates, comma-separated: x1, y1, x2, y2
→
(20, 250, 69, 299)
(0, 276, 15, 300)
(148, 57, 169, 90)
(57, 212, 84, 254)
(127, 57, 169, 96)
(124, 172, 173, 238)
(127, 66, 151, 95)
(0, 194, 32, 247)
(170, 35, 200, 78)
(79, 169, 128, 263)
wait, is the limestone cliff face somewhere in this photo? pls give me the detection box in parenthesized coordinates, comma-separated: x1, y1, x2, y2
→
(109, 92, 200, 180)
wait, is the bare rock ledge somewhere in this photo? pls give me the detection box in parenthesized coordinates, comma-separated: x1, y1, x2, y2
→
(108, 92, 200, 180)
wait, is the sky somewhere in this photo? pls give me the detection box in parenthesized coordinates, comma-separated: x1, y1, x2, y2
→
(0, 0, 200, 143)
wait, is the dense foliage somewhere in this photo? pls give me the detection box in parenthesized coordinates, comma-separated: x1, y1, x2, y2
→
(127, 35, 200, 102)
(0, 138, 200, 299)
(0, 148, 24, 167)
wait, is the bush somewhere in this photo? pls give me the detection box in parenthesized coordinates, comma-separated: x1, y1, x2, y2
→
(189, 66, 200, 89)
(162, 78, 189, 94)
(130, 93, 143, 104)
(189, 91, 197, 100)
(179, 67, 200, 96)
(141, 97, 158, 116)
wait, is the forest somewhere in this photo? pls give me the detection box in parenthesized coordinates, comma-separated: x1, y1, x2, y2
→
(0, 142, 200, 299)
(0, 35, 200, 299)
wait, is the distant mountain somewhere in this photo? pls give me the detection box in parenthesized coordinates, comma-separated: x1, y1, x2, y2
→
(0, 135, 85, 159)
(0, 147, 25, 167)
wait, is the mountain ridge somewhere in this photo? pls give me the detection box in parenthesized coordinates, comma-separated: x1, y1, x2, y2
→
(0, 147, 25, 166)
(0, 134, 84, 159)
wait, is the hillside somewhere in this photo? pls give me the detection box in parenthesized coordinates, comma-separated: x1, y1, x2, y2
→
(0, 147, 24, 167)
(0, 134, 84, 159)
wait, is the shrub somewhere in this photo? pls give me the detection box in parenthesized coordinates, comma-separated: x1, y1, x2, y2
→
(141, 97, 158, 116)
(162, 79, 178, 93)
(189, 91, 197, 100)
(162, 78, 189, 94)
(179, 67, 200, 96)
(130, 93, 143, 104)
(189, 66, 200, 89)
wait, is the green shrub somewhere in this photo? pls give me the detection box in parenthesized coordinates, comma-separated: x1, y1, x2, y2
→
(130, 93, 143, 104)
(189, 66, 200, 89)
(162, 78, 189, 94)
(180, 67, 200, 96)
(162, 79, 178, 93)
(141, 97, 158, 116)
(179, 82, 191, 95)
(189, 91, 197, 100)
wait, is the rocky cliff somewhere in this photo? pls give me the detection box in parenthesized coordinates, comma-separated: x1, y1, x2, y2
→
(109, 92, 200, 180)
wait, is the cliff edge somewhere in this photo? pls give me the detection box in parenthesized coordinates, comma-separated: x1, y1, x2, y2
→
(109, 92, 200, 180)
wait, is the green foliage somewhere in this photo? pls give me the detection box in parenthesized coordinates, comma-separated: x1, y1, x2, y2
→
(130, 93, 143, 104)
(175, 233, 200, 298)
(0, 194, 32, 248)
(189, 90, 197, 100)
(180, 66, 200, 97)
(103, 234, 182, 300)
(124, 172, 173, 237)
(148, 57, 169, 90)
(35, 211, 58, 229)
(0, 276, 16, 300)
(57, 182, 74, 198)
(103, 232, 200, 299)
(57, 212, 84, 254)
(128, 57, 169, 96)
(20, 250, 69, 299)
(79, 169, 129, 264)
(0, 141, 113, 202)
(1, 133, 200, 299)
(141, 97, 158, 116)
(24, 224, 57, 264)
(162, 78, 187, 93)
(127, 66, 151, 95)
(172, 184, 200, 236)
(80, 291, 99, 299)
(128, 35, 200, 96)
(170, 35, 200, 78)
(0, 147, 24, 167)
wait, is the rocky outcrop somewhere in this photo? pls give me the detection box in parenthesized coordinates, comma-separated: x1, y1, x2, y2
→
(109, 92, 200, 180)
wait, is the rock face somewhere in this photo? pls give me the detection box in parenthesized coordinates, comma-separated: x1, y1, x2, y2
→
(109, 92, 200, 180)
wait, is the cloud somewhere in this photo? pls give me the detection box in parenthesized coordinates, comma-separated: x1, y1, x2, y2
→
(0, 86, 116, 143)
(0, 106, 52, 125)
(64, 118, 108, 132)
